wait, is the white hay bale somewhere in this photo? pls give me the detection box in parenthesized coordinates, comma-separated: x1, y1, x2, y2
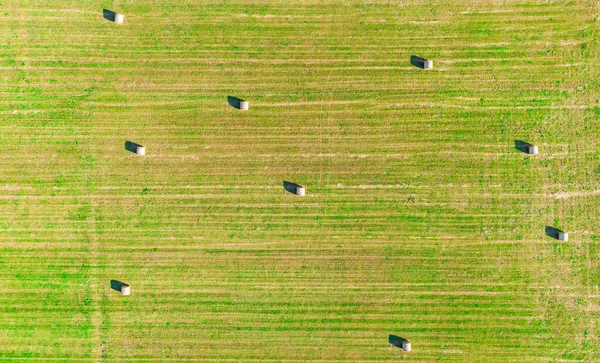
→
(136, 145, 145, 156)
(121, 284, 130, 295)
(296, 186, 305, 196)
(528, 145, 538, 155)
(115, 13, 125, 24)
(402, 340, 411, 352)
(424, 60, 433, 69)
(558, 232, 568, 241)
(240, 101, 249, 111)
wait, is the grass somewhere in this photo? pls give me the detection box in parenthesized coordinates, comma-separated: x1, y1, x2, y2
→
(0, 0, 599, 361)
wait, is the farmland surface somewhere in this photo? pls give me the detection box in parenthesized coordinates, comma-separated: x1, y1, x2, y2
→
(0, 0, 599, 361)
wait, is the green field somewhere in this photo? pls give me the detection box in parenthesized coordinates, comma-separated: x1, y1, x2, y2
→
(1, 0, 599, 361)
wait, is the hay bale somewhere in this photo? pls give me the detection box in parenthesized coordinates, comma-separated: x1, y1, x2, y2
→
(121, 284, 130, 295)
(240, 101, 249, 111)
(136, 145, 145, 156)
(558, 232, 568, 241)
(296, 186, 306, 196)
(528, 145, 538, 155)
(424, 60, 433, 69)
(115, 13, 125, 24)
(402, 340, 411, 352)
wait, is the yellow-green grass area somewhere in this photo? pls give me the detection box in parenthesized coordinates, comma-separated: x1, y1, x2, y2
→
(0, 0, 598, 361)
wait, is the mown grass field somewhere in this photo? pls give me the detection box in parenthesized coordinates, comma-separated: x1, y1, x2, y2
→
(0, 0, 599, 361)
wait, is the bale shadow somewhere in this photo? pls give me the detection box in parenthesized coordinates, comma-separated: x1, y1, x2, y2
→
(545, 226, 563, 239)
(228, 96, 244, 109)
(389, 334, 408, 348)
(283, 181, 301, 195)
(110, 280, 127, 292)
(125, 140, 141, 154)
(410, 55, 426, 69)
(103, 9, 116, 22)
(515, 140, 532, 153)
